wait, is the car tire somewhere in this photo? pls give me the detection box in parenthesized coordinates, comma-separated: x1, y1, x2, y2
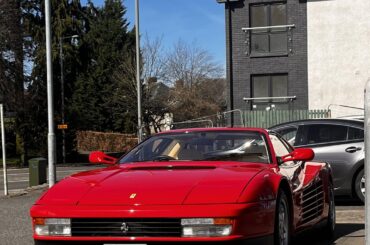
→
(355, 169, 365, 203)
(274, 191, 291, 245)
(322, 183, 335, 239)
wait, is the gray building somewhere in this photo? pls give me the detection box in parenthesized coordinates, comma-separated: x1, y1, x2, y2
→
(217, 0, 370, 117)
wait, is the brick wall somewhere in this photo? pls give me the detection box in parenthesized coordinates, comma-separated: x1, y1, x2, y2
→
(225, 0, 308, 112)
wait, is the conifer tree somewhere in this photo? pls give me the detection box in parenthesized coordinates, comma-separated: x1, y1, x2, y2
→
(70, 0, 136, 133)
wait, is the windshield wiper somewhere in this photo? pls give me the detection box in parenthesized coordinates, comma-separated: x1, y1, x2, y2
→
(152, 155, 177, 162)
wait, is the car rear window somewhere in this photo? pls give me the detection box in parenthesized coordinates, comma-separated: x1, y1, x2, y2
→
(348, 127, 364, 140)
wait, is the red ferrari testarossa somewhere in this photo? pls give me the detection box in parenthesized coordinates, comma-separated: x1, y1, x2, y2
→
(30, 128, 335, 245)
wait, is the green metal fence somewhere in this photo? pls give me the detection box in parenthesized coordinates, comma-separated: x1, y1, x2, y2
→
(244, 109, 331, 129)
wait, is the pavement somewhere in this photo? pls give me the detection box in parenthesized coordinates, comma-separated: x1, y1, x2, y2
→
(0, 165, 365, 245)
(294, 201, 365, 245)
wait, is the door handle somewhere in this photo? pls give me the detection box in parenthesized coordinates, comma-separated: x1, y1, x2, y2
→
(345, 146, 362, 153)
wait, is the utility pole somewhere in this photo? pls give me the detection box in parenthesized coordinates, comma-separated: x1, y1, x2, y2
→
(135, 0, 143, 143)
(45, 0, 56, 187)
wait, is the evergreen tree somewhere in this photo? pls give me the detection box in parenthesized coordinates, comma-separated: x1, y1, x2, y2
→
(0, 0, 25, 160)
(23, 0, 86, 156)
(70, 0, 136, 133)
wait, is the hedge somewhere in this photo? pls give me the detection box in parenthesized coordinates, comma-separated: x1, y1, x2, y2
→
(76, 131, 137, 153)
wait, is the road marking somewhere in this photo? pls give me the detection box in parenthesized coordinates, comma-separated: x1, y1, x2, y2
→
(0, 173, 29, 176)
(337, 210, 364, 213)
(0, 170, 93, 178)
(7, 179, 29, 183)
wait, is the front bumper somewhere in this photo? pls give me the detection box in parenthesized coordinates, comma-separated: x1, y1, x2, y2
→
(31, 202, 275, 242)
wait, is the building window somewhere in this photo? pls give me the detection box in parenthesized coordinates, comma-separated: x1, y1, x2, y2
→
(251, 74, 288, 110)
(250, 2, 287, 55)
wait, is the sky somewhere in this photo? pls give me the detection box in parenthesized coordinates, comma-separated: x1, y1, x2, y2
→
(81, 0, 226, 67)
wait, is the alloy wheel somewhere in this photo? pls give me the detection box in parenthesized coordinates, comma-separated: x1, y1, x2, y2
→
(361, 175, 366, 198)
(278, 198, 289, 245)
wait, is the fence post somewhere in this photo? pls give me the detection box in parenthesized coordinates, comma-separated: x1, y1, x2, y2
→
(1, 104, 8, 196)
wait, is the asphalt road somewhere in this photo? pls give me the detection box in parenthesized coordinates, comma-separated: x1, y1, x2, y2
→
(0, 166, 101, 194)
(0, 166, 365, 245)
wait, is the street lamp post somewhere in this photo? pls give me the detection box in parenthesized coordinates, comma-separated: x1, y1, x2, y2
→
(45, 0, 56, 187)
(135, 0, 143, 143)
(59, 35, 78, 165)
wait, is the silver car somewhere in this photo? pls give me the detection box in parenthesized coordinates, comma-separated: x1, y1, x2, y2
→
(270, 119, 364, 202)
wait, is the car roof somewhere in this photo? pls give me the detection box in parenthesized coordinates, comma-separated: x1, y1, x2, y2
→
(157, 127, 268, 135)
(269, 118, 364, 129)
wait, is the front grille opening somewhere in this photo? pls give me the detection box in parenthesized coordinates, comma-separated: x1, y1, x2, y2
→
(71, 218, 182, 237)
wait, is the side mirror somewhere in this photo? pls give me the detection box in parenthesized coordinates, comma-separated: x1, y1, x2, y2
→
(281, 148, 315, 163)
(89, 151, 118, 165)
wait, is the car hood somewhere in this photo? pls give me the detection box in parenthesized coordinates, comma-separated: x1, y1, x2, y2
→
(36, 162, 265, 206)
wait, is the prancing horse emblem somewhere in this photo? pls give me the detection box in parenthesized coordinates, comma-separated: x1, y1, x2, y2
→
(130, 193, 137, 199)
(120, 222, 129, 233)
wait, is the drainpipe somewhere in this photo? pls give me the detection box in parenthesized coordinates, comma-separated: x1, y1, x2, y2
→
(227, 1, 234, 127)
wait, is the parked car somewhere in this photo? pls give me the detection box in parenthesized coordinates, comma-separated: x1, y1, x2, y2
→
(30, 128, 334, 245)
(270, 119, 365, 202)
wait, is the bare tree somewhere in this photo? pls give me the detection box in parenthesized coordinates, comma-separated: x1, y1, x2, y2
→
(142, 34, 167, 83)
(169, 78, 227, 123)
(165, 40, 223, 87)
(112, 36, 170, 135)
(113, 37, 226, 132)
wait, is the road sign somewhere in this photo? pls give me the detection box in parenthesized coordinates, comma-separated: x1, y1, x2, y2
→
(57, 124, 68, 130)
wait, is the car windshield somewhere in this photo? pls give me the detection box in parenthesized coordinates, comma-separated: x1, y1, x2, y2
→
(119, 131, 270, 164)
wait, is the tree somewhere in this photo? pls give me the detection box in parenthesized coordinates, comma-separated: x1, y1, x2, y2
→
(0, 0, 26, 161)
(164, 40, 223, 87)
(112, 34, 171, 135)
(115, 37, 226, 132)
(164, 40, 226, 123)
(22, 0, 86, 156)
(21, 0, 137, 157)
(169, 78, 226, 123)
(0, 0, 23, 111)
(142, 34, 167, 83)
(70, 0, 136, 133)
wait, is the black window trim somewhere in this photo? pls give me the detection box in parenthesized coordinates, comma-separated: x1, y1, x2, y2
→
(249, 1, 288, 57)
(292, 123, 364, 148)
(251, 73, 289, 109)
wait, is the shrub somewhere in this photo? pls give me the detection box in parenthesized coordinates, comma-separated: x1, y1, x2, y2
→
(76, 131, 137, 153)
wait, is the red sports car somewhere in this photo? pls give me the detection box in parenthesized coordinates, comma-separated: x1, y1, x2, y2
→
(30, 128, 335, 245)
